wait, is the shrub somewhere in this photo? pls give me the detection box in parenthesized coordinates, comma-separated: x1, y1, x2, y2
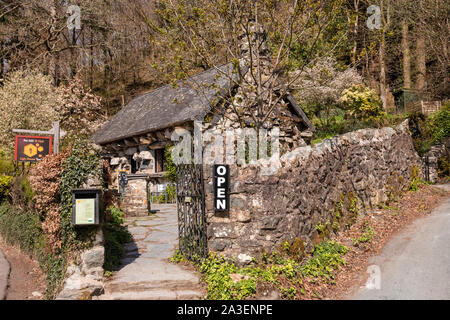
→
(341, 84, 384, 121)
(164, 145, 177, 182)
(0, 203, 45, 258)
(28, 148, 71, 252)
(0, 175, 12, 202)
(426, 103, 450, 145)
(199, 253, 256, 300)
(353, 222, 375, 246)
(411, 103, 450, 156)
(300, 240, 348, 280)
(103, 206, 131, 272)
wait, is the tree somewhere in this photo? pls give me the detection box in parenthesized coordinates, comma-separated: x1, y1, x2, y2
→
(341, 84, 384, 121)
(0, 69, 105, 154)
(290, 56, 363, 118)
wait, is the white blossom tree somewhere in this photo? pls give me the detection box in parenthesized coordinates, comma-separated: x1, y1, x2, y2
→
(0, 70, 105, 154)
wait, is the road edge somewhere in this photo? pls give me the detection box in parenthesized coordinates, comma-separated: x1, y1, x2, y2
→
(0, 248, 10, 300)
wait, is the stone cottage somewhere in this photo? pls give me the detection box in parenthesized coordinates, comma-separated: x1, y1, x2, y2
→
(91, 23, 315, 217)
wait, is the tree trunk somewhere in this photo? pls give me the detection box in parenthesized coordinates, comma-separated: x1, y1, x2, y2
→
(351, 0, 360, 65)
(379, 0, 389, 109)
(415, 33, 426, 90)
(401, 19, 411, 88)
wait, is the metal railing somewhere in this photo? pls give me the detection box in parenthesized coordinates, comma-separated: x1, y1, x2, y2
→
(149, 183, 176, 204)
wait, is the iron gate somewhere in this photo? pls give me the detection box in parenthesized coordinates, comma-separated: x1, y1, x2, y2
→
(176, 163, 207, 261)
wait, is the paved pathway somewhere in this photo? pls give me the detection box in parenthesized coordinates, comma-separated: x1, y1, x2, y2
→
(350, 185, 450, 300)
(0, 248, 10, 300)
(99, 205, 204, 300)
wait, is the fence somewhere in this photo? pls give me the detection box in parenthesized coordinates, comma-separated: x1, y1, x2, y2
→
(149, 183, 176, 204)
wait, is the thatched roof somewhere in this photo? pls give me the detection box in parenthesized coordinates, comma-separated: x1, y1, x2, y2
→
(92, 63, 314, 145)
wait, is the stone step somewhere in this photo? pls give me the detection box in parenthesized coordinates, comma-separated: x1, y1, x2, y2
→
(99, 288, 203, 300)
(106, 280, 202, 292)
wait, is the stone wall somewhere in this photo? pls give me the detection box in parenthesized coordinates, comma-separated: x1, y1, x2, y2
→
(204, 120, 423, 261)
(422, 143, 448, 183)
(57, 164, 106, 300)
(122, 175, 150, 217)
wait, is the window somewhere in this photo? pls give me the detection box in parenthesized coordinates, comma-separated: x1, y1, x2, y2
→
(155, 149, 165, 173)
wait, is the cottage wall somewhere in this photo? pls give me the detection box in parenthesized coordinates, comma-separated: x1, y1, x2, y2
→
(203, 121, 423, 260)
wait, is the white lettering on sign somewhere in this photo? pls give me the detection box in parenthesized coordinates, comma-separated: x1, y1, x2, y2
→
(214, 165, 229, 211)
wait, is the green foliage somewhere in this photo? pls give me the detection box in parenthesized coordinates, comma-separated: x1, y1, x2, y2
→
(174, 238, 349, 300)
(0, 150, 14, 175)
(199, 253, 256, 300)
(315, 221, 331, 240)
(0, 148, 96, 299)
(0, 175, 12, 202)
(20, 176, 35, 206)
(353, 222, 375, 246)
(341, 84, 384, 121)
(426, 103, 450, 144)
(409, 165, 430, 191)
(59, 142, 102, 251)
(170, 249, 185, 263)
(300, 241, 348, 281)
(164, 146, 177, 183)
(280, 286, 297, 299)
(412, 104, 450, 156)
(103, 220, 132, 272)
(103, 206, 131, 272)
(108, 206, 125, 225)
(0, 203, 45, 257)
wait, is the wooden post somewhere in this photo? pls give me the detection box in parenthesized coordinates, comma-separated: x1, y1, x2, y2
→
(13, 121, 66, 155)
(53, 121, 60, 155)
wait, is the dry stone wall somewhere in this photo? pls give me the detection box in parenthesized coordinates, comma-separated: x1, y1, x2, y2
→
(204, 120, 423, 260)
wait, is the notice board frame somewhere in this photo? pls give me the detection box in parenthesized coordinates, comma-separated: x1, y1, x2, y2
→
(71, 189, 102, 226)
(14, 135, 53, 162)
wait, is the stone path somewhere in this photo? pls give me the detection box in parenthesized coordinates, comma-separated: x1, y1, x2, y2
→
(98, 205, 204, 300)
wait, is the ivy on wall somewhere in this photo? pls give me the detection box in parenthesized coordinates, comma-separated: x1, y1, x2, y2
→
(0, 141, 103, 299)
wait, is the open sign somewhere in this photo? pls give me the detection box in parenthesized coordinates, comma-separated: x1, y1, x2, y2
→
(213, 165, 229, 211)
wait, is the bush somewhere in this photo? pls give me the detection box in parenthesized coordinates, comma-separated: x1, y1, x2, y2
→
(411, 103, 450, 156)
(300, 240, 348, 280)
(0, 150, 14, 175)
(0, 175, 12, 202)
(341, 84, 384, 121)
(0, 203, 45, 258)
(426, 103, 450, 145)
(103, 207, 132, 271)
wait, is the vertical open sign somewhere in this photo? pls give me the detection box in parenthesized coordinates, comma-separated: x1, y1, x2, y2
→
(213, 165, 229, 211)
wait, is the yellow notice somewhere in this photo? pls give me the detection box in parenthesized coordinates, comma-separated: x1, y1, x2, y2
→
(75, 198, 95, 225)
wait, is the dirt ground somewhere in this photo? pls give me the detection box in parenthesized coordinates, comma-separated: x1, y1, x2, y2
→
(0, 240, 46, 300)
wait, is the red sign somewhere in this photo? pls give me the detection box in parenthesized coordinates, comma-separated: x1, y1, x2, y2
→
(14, 135, 53, 162)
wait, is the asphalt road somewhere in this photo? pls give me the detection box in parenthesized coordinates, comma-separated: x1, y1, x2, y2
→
(0, 248, 10, 300)
(350, 185, 450, 300)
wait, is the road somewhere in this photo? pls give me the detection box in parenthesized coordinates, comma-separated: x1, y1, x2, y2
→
(0, 247, 10, 300)
(350, 185, 450, 300)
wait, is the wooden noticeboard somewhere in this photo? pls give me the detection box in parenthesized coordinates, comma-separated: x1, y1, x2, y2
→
(14, 135, 52, 162)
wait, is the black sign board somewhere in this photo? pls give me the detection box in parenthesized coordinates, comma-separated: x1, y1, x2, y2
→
(213, 165, 229, 211)
(14, 135, 52, 162)
(118, 170, 129, 195)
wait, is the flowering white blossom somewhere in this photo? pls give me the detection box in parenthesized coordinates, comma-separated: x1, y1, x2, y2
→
(0, 70, 105, 154)
(290, 57, 363, 107)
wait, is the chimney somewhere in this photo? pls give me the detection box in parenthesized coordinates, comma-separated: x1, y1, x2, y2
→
(239, 20, 271, 69)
